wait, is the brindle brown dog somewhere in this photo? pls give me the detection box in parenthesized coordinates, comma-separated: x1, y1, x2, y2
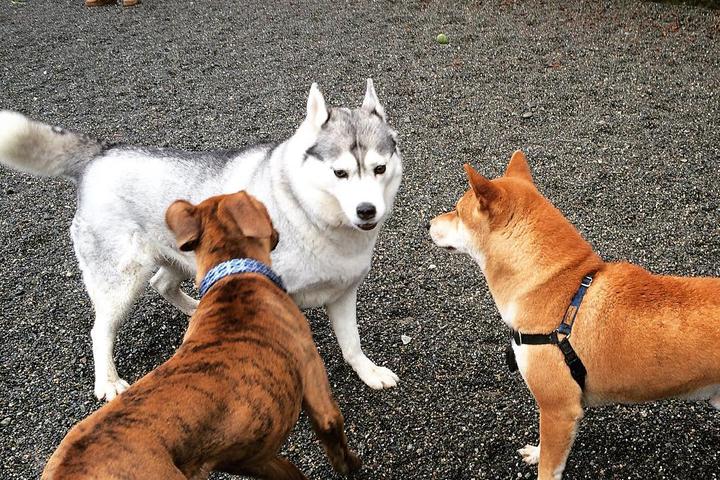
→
(43, 191, 361, 480)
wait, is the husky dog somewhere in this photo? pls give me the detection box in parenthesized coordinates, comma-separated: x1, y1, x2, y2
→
(0, 80, 402, 400)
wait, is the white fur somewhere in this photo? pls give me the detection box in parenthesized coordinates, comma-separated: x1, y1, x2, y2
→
(498, 301, 518, 329)
(324, 149, 392, 227)
(518, 424, 576, 479)
(0, 110, 101, 177)
(518, 444, 540, 465)
(428, 218, 461, 252)
(428, 217, 486, 269)
(327, 284, 399, 388)
(2, 81, 402, 399)
(362, 78, 386, 121)
(306, 83, 329, 129)
(681, 383, 720, 408)
(0, 111, 42, 174)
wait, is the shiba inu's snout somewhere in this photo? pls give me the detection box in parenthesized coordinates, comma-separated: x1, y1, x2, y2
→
(428, 211, 462, 253)
(429, 152, 536, 265)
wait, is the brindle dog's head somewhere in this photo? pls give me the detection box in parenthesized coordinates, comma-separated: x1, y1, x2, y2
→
(165, 191, 279, 284)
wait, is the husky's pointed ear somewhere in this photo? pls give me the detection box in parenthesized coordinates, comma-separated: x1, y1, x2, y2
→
(504, 150, 533, 183)
(463, 163, 500, 210)
(362, 78, 386, 122)
(166, 200, 201, 252)
(225, 191, 274, 239)
(306, 83, 329, 130)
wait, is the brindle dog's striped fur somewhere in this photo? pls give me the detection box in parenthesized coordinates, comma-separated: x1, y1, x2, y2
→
(43, 191, 361, 480)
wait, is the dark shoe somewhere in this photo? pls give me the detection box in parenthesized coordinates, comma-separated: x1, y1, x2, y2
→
(85, 0, 116, 6)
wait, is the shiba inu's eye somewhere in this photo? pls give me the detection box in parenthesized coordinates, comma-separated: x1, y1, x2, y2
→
(334, 169, 348, 179)
(374, 165, 386, 175)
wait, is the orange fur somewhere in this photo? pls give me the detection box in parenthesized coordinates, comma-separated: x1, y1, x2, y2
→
(430, 151, 720, 480)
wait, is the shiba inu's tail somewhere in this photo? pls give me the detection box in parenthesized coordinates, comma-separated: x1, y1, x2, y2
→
(0, 110, 103, 180)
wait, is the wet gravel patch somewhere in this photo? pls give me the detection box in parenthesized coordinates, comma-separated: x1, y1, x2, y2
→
(1, 1, 719, 478)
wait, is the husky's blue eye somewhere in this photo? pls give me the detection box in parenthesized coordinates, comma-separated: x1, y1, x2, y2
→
(334, 169, 348, 179)
(374, 165, 386, 175)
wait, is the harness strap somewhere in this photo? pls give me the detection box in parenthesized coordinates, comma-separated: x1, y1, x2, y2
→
(512, 330, 558, 346)
(506, 274, 594, 391)
(558, 337, 587, 390)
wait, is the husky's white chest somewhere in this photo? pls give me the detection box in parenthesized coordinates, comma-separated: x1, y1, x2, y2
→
(272, 241, 373, 308)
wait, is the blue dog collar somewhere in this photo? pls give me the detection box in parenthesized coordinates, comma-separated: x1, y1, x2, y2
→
(198, 258, 286, 297)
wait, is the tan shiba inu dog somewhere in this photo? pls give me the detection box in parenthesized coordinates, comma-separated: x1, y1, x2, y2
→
(429, 150, 720, 480)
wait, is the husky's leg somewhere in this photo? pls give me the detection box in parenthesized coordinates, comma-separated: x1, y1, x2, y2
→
(86, 267, 153, 401)
(149, 266, 198, 316)
(711, 395, 720, 410)
(72, 220, 154, 401)
(326, 285, 399, 389)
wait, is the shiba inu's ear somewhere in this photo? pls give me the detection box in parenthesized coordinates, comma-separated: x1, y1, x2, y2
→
(306, 83, 329, 130)
(464, 163, 500, 210)
(362, 78, 387, 122)
(225, 192, 274, 240)
(504, 150, 533, 183)
(166, 200, 201, 252)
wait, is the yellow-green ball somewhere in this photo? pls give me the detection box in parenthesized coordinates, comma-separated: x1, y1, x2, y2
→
(437, 33, 449, 44)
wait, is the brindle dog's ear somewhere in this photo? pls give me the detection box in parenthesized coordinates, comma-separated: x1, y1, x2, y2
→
(270, 228, 280, 251)
(225, 192, 273, 239)
(166, 200, 201, 252)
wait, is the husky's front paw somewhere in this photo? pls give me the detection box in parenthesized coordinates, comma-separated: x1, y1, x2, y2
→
(352, 357, 399, 389)
(518, 444, 540, 465)
(94, 378, 130, 401)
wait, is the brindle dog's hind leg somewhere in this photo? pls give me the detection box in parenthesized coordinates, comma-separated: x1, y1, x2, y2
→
(219, 455, 307, 480)
(302, 352, 362, 475)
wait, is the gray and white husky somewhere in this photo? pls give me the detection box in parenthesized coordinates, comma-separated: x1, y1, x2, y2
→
(0, 80, 402, 400)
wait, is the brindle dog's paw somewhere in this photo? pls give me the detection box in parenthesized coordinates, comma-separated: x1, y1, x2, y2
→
(345, 450, 362, 473)
(331, 449, 362, 475)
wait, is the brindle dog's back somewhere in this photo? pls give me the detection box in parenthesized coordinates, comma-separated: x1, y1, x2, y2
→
(44, 277, 309, 478)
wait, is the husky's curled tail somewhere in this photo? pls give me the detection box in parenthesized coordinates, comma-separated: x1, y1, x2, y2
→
(0, 111, 103, 180)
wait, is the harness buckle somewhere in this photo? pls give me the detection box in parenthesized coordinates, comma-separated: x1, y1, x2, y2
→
(556, 323, 572, 336)
(581, 276, 593, 288)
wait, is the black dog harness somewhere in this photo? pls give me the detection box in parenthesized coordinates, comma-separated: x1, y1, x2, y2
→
(505, 275, 594, 390)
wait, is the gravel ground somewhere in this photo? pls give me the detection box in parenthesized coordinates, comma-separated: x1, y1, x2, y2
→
(1, 1, 719, 479)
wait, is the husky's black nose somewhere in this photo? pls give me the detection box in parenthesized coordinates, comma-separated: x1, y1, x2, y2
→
(356, 203, 376, 221)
